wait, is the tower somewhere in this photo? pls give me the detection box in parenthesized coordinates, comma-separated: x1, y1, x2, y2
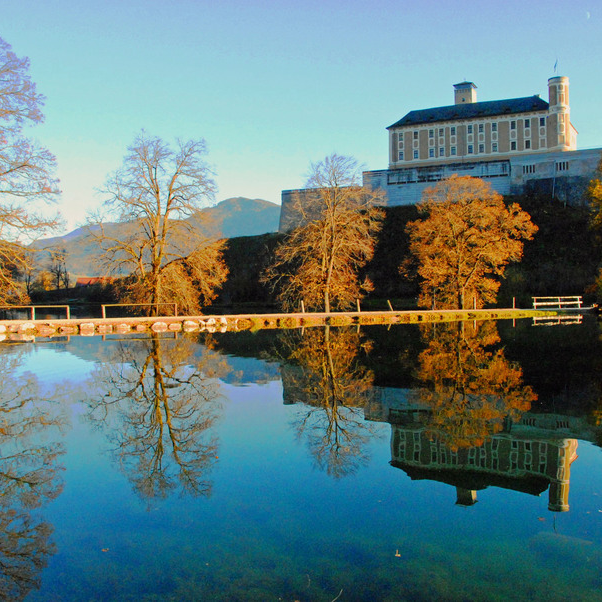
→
(547, 76, 572, 150)
(453, 82, 477, 105)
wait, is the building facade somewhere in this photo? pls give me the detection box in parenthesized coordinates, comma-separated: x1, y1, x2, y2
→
(387, 77, 575, 168)
(279, 76, 601, 232)
(361, 76, 600, 211)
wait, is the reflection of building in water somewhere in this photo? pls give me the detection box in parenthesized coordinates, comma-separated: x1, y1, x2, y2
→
(391, 424, 577, 512)
(366, 390, 582, 512)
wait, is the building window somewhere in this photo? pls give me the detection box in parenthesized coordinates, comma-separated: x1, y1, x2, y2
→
(492, 122, 498, 132)
(478, 124, 484, 133)
(413, 150, 418, 159)
(451, 146, 457, 156)
(429, 129, 434, 138)
(467, 124, 473, 134)
(467, 144, 473, 154)
(429, 148, 435, 158)
(556, 161, 569, 171)
(413, 131, 418, 140)
(450, 126, 456, 136)
(523, 165, 536, 174)
(511, 120, 516, 130)
(511, 141, 517, 151)
(398, 151, 404, 161)
(492, 142, 498, 152)
(524, 118, 530, 129)
(439, 128, 444, 137)
(439, 147, 445, 156)
(540, 117, 545, 127)
(525, 139, 531, 149)
(478, 143, 484, 153)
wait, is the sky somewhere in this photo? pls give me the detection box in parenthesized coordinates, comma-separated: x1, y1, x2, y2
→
(3, 0, 601, 233)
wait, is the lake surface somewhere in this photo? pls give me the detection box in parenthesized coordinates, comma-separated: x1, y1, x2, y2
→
(2, 316, 602, 601)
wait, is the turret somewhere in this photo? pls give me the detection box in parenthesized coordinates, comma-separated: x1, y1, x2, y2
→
(547, 76, 572, 150)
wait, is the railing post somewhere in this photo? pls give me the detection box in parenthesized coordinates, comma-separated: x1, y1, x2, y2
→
(174, 303, 178, 317)
(300, 300, 305, 313)
(356, 299, 361, 312)
(101, 305, 106, 319)
(66, 305, 70, 319)
(31, 306, 35, 320)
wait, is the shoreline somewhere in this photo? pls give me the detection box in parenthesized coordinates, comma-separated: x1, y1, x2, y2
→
(0, 307, 561, 340)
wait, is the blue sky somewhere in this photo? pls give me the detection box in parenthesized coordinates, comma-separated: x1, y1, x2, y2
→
(3, 0, 601, 232)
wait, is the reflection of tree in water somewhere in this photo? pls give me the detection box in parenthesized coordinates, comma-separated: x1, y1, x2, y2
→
(0, 348, 65, 600)
(86, 334, 223, 501)
(282, 327, 380, 478)
(415, 321, 536, 450)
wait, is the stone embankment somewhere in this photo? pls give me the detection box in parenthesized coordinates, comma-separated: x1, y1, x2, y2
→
(0, 308, 556, 341)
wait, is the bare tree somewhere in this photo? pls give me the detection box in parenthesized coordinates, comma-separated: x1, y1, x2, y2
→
(263, 153, 384, 312)
(0, 36, 61, 304)
(85, 335, 223, 501)
(47, 248, 69, 290)
(90, 132, 227, 314)
(0, 347, 66, 599)
(281, 327, 380, 478)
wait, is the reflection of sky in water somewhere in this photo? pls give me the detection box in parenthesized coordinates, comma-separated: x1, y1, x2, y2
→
(3, 323, 602, 601)
(12, 343, 95, 384)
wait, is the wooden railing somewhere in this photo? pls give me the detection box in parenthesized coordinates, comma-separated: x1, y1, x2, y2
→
(101, 303, 178, 319)
(0, 305, 71, 320)
(532, 296, 582, 310)
(533, 315, 583, 326)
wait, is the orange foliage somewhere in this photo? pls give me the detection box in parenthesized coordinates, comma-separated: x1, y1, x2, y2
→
(406, 175, 538, 309)
(414, 320, 536, 450)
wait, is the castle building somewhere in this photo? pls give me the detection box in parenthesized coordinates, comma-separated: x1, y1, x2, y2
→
(387, 77, 575, 168)
(361, 76, 601, 209)
(364, 390, 587, 513)
(279, 76, 601, 231)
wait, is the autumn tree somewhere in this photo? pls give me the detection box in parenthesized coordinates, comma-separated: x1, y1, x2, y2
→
(413, 320, 536, 450)
(280, 327, 380, 478)
(587, 155, 602, 300)
(263, 154, 384, 312)
(0, 36, 61, 304)
(90, 132, 227, 315)
(405, 175, 538, 309)
(587, 154, 602, 230)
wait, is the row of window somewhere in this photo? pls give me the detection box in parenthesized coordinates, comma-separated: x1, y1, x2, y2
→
(399, 141, 501, 160)
(399, 436, 550, 474)
(406, 117, 547, 143)
(397, 136, 559, 161)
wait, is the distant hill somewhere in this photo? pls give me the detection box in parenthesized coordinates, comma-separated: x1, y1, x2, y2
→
(196, 197, 281, 239)
(32, 197, 281, 277)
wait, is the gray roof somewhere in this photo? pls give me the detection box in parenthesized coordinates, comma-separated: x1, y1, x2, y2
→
(387, 95, 549, 129)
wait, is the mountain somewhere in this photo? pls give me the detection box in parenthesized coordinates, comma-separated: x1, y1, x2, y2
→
(32, 197, 281, 277)
(199, 197, 281, 239)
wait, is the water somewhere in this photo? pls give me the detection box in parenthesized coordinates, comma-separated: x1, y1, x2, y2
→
(2, 317, 602, 601)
